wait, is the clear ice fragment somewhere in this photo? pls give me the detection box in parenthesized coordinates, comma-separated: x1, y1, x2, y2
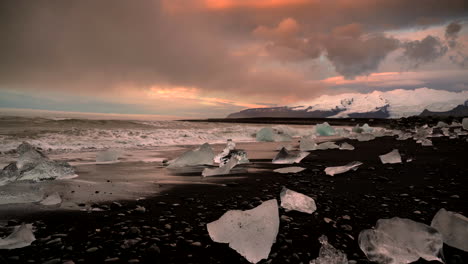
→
(324, 161, 362, 176)
(272, 148, 309, 164)
(167, 143, 214, 168)
(0, 224, 36, 250)
(310, 235, 348, 264)
(207, 199, 279, 263)
(431, 208, 468, 252)
(280, 187, 316, 214)
(379, 149, 402, 164)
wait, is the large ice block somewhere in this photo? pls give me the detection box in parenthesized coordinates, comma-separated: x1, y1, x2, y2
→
(272, 148, 309, 164)
(18, 160, 75, 182)
(280, 187, 316, 214)
(0, 163, 20, 186)
(358, 217, 443, 264)
(379, 149, 402, 164)
(324, 161, 362, 176)
(207, 199, 279, 263)
(214, 139, 236, 164)
(310, 235, 348, 264)
(167, 143, 215, 168)
(0, 224, 36, 250)
(96, 148, 121, 162)
(315, 122, 336, 136)
(16, 142, 47, 170)
(431, 208, 468, 252)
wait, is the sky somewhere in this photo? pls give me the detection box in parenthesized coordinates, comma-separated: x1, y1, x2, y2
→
(0, 0, 467, 118)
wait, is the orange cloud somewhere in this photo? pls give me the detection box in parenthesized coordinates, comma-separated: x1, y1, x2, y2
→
(163, 0, 314, 13)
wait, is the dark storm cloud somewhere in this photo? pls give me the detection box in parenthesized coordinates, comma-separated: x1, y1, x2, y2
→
(400, 36, 448, 68)
(445, 21, 462, 48)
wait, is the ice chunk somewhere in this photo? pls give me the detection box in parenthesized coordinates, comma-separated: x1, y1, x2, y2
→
(96, 148, 121, 162)
(16, 142, 47, 170)
(450, 121, 462, 127)
(207, 199, 279, 263)
(0, 224, 36, 249)
(352, 124, 364, 134)
(339, 142, 354, 150)
(0, 163, 20, 186)
(463, 118, 468, 130)
(379, 149, 402, 164)
(0, 184, 44, 205)
(419, 138, 433, 146)
(324, 161, 362, 176)
(17, 160, 75, 182)
(315, 122, 335, 136)
(280, 187, 316, 214)
(272, 148, 309, 164)
(310, 235, 348, 264)
(300, 136, 317, 151)
(256, 127, 292, 142)
(202, 157, 238, 177)
(39, 192, 62, 206)
(335, 128, 350, 137)
(274, 167, 305, 174)
(431, 208, 468, 252)
(435, 121, 449, 128)
(361, 123, 374, 133)
(316, 142, 340, 150)
(214, 139, 236, 164)
(396, 132, 412, 141)
(167, 143, 214, 168)
(358, 217, 443, 264)
(356, 133, 375, 141)
(10, 143, 76, 182)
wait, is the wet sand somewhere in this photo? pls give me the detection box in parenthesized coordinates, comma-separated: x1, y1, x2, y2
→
(0, 122, 467, 264)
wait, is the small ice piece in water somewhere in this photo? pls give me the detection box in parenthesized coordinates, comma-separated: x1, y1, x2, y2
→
(214, 139, 236, 164)
(256, 127, 292, 142)
(324, 161, 362, 176)
(96, 148, 121, 162)
(339, 142, 354, 150)
(358, 217, 443, 264)
(167, 143, 215, 168)
(39, 192, 62, 206)
(0, 224, 36, 249)
(431, 208, 468, 252)
(272, 148, 309, 164)
(274, 167, 305, 174)
(316, 142, 340, 150)
(207, 199, 279, 263)
(280, 187, 316, 214)
(379, 149, 402, 164)
(300, 136, 317, 151)
(202, 157, 238, 177)
(310, 235, 348, 264)
(315, 122, 335, 136)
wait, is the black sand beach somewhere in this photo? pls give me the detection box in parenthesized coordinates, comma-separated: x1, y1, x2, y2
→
(0, 118, 467, 264)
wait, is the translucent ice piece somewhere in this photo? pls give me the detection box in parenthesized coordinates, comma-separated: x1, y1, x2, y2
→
(0, 224, 36, 250)
(300, 136, 317, 151)
(214, 139, 236, 164)
(280, 187, 316, 214)
(431, 208, 468, 252)
(202, 157, 238, 177)
(339, 142, 354, 150)
(315, 122, 336, 136)
(356, 133, 375, 142)
(272, 148, 309, 164)
(207, 199, 279, 263)
(358, 217, 443, 264)
(379, 149, 402, 164)
(310, 235, 348, 264)
(167, 143, 215, 168)
(324, 161, 362, 176)
(256, 127, 292, 142)
(39, 192, 62, 206)
(273, 167, 305, 174)
(316, 142, 340, 150)
(96, 148, 121, 162)
(17, 160, 75, 182)
(0, 163, 20, 186)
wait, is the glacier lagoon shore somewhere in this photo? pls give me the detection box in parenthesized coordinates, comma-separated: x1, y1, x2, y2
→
(0, 119, 467, 263)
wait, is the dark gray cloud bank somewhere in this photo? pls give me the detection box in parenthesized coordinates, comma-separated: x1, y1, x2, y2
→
(0, 0, 467, 99)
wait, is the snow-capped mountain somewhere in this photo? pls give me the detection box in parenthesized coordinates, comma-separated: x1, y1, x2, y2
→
(227, 88, 468, 119)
